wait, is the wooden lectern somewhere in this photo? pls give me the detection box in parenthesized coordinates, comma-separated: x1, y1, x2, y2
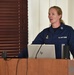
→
(0, 58, 74, 75)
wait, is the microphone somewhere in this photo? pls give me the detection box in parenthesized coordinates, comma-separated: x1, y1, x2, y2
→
(35, 44, 43, 58)
(63, 45, 70, 59)
(2, 51, 7, 60)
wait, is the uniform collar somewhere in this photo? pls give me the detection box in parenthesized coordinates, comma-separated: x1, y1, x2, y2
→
(49, 23, 65, 32)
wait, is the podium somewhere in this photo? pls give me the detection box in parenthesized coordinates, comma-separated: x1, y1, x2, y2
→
(0, 58, 74, 75)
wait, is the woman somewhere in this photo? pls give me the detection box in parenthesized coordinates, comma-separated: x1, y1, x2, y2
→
(18, 6, 74, 59)
(32, 6, 74, 59)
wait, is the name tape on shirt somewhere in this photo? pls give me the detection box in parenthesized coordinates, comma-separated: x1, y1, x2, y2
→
(58, 36, 67, 39)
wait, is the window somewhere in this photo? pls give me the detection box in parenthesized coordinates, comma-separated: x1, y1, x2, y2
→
(0, 0, 28, 57)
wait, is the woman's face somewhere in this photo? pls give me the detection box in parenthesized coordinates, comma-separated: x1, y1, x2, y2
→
(48, 8, 61, 25)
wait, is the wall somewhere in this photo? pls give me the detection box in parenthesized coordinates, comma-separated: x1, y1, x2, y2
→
(28, 0, 40, 44)
(68, 0, 74, 28)
(28, 0, 50, 44)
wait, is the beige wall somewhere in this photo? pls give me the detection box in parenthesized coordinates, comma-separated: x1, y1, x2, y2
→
(28, 0, 50, 44)
(68, 0, 74, 28)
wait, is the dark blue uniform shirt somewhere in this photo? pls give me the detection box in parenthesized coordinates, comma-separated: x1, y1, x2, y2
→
(18, 23, 74, 59)
(32, 23, 74, 59)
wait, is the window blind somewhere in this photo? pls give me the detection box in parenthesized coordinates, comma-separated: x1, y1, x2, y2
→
(0, 0, 28, 57)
